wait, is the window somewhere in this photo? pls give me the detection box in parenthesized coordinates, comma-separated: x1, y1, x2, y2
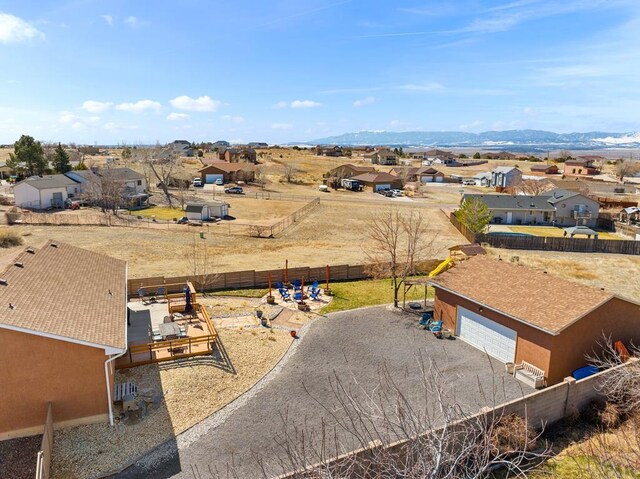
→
(137, 180, 142, 186)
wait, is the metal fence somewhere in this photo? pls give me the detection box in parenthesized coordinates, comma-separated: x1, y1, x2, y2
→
(35, 403, 53, 479)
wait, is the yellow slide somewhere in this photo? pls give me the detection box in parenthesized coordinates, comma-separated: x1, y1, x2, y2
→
(428, 257, 455, 277)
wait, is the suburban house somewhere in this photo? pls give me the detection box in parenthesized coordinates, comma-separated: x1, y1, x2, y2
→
(490, 166, 523, 189)
(323, 164, 376, 188)
(66, 167, 149, 208)
(391, 166, 445, 183)
(473, 172, 492, 187)
(530, 164, 559, 175)
(168, 140, 194, 157)
(563, 157, 602, 177)
(411, 149, 455, 161)
(315, 145, 344, 157)
(428, 255, 640, 386)
(462, 193, 555, 225)
(198, 161, 256, 184)
(13, 174, 80, 209)
(219, 147, 257, 163)
(185, 201, 229, 220)
(541, 188, 600, 227)
(247, 142, 269, 148)
(365, 148, 398, 166)
(0, 241, 127, 440)
(349, 171, 402, 191)
(0, 162, 13, 179)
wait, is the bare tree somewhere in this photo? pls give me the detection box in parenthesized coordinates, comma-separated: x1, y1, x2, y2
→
(137, 144, 178, 206)
(187, 233, 219, 294)
(254, 165, 267, 190)
(516, 178, 554, 195)
(81, 165, 127, 214)
(364, 208, 434, 308)
(615, 159, 639, 181)
(283, 163, 299, 183)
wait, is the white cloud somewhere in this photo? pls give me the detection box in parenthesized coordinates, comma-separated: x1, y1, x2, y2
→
(116, 99, 161, 113)
(291, 100, 321, 108)
(58, 111, 77, 124)
(101, 14, 113, 26)
(0, 13, 45, 43)
(399, 82, 444, 92)
(221, 115, 245, 124)
(167, 112, 190, 121)
(271, 122, 293, 129)
(170, 95, 221, 112)
(353, 96, 376, 107)
(273, 101, 289, 109)
(124, 16, 138, 27)
(81, 100, 112, 113)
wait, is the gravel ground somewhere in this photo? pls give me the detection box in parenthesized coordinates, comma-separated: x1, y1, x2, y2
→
(116, 306, 530, 479)
(0, 435, 40, 479)
(51, 328, 292, 479)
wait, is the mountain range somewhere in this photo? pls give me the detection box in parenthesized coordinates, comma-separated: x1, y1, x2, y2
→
(308, 130, 640, 152)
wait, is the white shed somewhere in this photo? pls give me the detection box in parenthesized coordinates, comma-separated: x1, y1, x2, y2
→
(185, 201, 229, 220)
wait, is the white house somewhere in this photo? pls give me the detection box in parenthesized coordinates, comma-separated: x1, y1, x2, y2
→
(66, 168, 148, 208)
(185, 201, 229, 220)
(13, 175, 79, 210)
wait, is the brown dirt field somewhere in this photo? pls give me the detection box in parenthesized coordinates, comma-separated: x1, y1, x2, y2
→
(486, 248, 640, 299)
(224, 197, 302, 224)
(1, 200, 464, 278)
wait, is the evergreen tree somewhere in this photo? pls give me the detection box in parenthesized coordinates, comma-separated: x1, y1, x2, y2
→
(7, 135, 47, 176)
(52, 143, 71, 173)
(457, 197, 493, 234)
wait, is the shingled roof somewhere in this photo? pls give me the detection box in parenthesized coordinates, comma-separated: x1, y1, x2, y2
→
(428, 255, 614, 334)
(462, 194, 555, 211)
(0, 241, 127, 350)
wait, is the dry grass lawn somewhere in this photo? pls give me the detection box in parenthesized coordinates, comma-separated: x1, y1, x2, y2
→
(486, 248, 640, 299)
(51, 328, 292, 479)
(509, 225, 623, 240)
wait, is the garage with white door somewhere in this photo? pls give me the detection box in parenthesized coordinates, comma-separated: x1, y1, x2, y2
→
(456, 306, 517, 363)
(205, 173, 224, 184)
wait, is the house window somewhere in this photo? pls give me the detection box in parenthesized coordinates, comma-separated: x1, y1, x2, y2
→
(137, 180, 142, 186)
(572, 168, 577, 174)
(578, 169, 583, 174)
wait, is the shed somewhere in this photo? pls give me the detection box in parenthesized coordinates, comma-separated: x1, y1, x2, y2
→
(428, 256, 640, 385)
(185, 201, 229, 220)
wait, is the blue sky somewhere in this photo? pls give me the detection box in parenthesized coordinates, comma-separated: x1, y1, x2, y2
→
(1, 0, 639, 144)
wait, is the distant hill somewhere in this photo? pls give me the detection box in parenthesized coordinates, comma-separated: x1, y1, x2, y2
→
(308, 130, 640, 152)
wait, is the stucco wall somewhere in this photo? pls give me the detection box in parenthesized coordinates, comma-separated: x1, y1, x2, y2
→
(553, 195, 599, 227)
(434, 288, 553, 380)
(0, 328, 110, 439)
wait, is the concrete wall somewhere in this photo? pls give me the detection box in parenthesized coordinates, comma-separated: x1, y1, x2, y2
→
(0, 328, 110, 440)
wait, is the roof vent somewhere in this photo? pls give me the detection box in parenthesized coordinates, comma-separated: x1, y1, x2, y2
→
(543, 271, 547, 274)
(9, 303, 15, 310)
(26, 247, 35, 254)
(600, 287, 605, 291)
(50, 243, 58, 248)
(0, 279, 7, 285)
(14, 262, 23, 268)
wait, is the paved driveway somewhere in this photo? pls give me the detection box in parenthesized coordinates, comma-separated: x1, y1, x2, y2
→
(116, 306, 530, 479)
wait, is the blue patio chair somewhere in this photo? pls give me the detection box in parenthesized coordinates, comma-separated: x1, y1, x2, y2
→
(293, 291, 303, 302)
(156, 287, 166, 301)
(311, 281, 319, 291)
(279, 288, 291, 301)
(277, 281, 284, 290)
(419, 311, 433, 328)
(293, 279, 302, 291)
(310, 288, 321, 301)
(138, 288, 148, 303)
(428, 320, 444, 338)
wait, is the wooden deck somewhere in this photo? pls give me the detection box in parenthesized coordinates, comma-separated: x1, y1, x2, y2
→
(117, 291, 217, 369)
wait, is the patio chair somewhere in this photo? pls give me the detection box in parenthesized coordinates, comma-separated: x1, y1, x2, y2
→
(156, 287, 166, 302)
(277, 281, 284, 290)
(428, 320, 443, 338)
(279, 288, 291, 301)
(293, 279, 302, 291)
(293, 291, 303, 302)
(310, 288, 321, 301)
(419, 311, 433, 328)
(152, 330, 162, 341)
(138, 288, 148, 304)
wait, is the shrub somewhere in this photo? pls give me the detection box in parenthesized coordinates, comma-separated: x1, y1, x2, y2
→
(491, 414, 538, 454)
(0, 230, 24, 248)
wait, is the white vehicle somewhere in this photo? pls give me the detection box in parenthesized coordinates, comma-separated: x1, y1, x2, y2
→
(390, 189, 403, 197)
(193, 177, 202, 187)
(462, 179, 476, 186)
(215, 178, 223, 185)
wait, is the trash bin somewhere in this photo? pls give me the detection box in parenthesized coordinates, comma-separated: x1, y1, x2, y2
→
(505, 362, 515, 374)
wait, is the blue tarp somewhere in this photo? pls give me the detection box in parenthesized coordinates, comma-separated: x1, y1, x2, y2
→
(572, 365, 599, 380)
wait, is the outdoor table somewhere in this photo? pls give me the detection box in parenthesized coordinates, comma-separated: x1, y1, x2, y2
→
(159, 322, 181, 339)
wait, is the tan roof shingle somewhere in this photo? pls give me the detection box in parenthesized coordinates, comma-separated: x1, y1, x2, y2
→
(429, 255, 613, 334)
(0, 241, 127, 350)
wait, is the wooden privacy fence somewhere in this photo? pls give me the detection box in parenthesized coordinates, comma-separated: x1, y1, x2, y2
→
(35, 403, 53, 479)
(449, 210, 640, 255)
(128, 263, 370, 296)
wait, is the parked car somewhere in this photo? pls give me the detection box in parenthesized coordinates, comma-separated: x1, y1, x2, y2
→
(176, 216, 189, 224)
(215, 178, 223, 186)
(193, 178, 203, 187)
(462, 179, 476, 186)
(224, 186, 243, 194)
(390, 189, 403, 197)
(378, 189, 394, 197)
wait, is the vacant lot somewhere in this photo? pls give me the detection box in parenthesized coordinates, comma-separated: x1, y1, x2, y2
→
(2, 201, 463, 278)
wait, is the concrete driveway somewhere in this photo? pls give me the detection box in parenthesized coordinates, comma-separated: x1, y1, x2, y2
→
(115, 306, 530, 478)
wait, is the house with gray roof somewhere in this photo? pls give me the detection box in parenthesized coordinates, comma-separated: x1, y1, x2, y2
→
(13, 174, 81, 209)
(541, 188, 600, 227)
(490, 166, 522, 188)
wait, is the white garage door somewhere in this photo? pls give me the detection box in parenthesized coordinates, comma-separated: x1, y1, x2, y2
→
(205, 174, 224, 184)
(456, 306, 517, 363)
(374, 184, 391, 191)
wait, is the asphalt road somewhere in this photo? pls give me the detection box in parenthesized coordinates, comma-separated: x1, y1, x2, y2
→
(115, 306, 529, 479)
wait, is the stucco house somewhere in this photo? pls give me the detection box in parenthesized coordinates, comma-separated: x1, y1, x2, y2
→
(563, 157, 602, 177)
(530, 164, 559, 175)
(66, 167, 148, 208)
(462, 193, 555, 225)
(366, 148, 398, 166)
(13, 175, 80, 209)
(429, 255, 640, 386)
(349, 171, 402, 191)
(390, 167, 445, 183)
(219, 148, 257, 164)
(198, 161, 256, 184)
(490, 166, 522, 188)
(315, 145, 344, 157)
(0, 241, 127, 440)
